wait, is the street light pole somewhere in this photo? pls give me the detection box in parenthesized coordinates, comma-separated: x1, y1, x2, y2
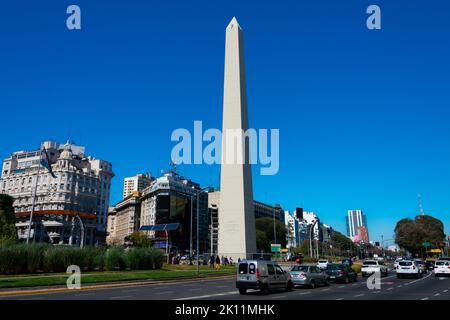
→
(190, 194, 194, 259)
(26, 147, 43, 244)
(196, 190, 200, 275)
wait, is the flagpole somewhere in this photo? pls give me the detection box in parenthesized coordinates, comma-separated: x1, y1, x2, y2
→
(26, 145, 43, 244)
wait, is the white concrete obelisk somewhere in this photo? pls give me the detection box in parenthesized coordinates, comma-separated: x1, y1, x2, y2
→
(218, 17, 256, 260)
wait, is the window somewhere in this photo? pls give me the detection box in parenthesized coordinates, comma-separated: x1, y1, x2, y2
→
(275, 265, 284, 275)
(249, 263, 256, 274)
(267, 264, 277, 275)
(238, 263, 248, 274)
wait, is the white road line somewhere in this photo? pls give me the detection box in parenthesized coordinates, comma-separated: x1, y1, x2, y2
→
(336, 298, 344, 300)
(421, 297, 429, 300)
(110, 295, 133, 300)
(354, 294, 364, 297)
(338, 286, 345, 288)
(352, 284, 358, 286)
(321, 288, 330, 291)
(408, 272, 433, 284)
(443, 290, 448, 293)
(176, 291, 238, 300)
(272, 295, 286, 299)
(434, 293, 440, 296)
(387, 287, 393, 291)
(299, 291, 311, 295)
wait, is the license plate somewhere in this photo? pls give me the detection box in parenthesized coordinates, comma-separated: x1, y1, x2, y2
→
(330, 276, 335, 279)
(401, 267, 409, 269)
(240, 276, 247, 281)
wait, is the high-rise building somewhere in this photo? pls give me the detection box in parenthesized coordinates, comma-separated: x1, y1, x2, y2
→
(346, 209, 368, 241)
(139, 170, 209, 254)
(218, 17, 256, 260)
(123, 173, 153, 199)
(0, 141, 114, 245)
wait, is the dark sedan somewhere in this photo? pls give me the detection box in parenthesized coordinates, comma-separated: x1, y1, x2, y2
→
(326, 263, 358, 283)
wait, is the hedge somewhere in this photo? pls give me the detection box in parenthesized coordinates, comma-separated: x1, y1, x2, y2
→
(0, 244, 164, 275)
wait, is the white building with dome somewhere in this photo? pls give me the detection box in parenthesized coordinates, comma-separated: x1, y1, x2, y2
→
(0, 140, 114, 245)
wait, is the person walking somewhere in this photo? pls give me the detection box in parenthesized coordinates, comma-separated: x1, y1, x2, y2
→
(215, 255, 221, 270)
(209, 255, 215, 269)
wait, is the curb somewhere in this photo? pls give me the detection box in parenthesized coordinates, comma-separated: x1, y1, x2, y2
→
(0, 274, 235, 298)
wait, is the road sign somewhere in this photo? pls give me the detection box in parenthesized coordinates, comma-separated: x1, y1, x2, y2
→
(271, 244, 281, 253)
(422, 241, 431, 247)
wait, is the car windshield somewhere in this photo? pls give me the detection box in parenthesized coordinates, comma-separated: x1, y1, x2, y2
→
(435, 261, 446, 266)
(326, 264, 342, 270)
(363, 261, 377, 265)
(318, 260, 328, 263)
(291, 266, 309, 272)
(399, 261, 413, 266)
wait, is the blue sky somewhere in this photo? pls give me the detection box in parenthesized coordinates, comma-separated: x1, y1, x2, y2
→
(1, 1, 449, 243)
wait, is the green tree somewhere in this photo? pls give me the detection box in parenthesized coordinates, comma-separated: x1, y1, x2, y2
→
(331, 230, 357, 255)
(255, 217, 287, 252)
(0, 194, 17, 244)
(127, 231, 153, 248)
(395, 215, 445, 256)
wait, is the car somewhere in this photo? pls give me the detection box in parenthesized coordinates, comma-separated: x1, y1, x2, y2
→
(396, 260, 422, 279)
(425, 261, 435, 271)
(326, 263, 358, 283)
(394, 258, 403, 269)
(341, 258, 353, 267)
(236, 260, 293, 294)
(434, 260, 450, 277)
(414, 258, 427, 274)
(438, 257, 450, 262)
(317, 259, 330, 270)
(361, 260, 389, 277)
(289, 265, 329, 288)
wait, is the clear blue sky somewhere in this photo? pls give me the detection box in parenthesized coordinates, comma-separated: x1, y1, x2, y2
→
(1, 1, 449, 244)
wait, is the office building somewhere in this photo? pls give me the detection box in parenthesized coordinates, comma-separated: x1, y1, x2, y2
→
(123, 173, 153, 199)
(106, 192, 141, 245)
(346, 209, 368, 241)
(0, 141, 114, 245)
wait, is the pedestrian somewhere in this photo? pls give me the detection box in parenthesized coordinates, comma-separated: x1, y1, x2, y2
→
(238, 257, 241, 263)
(229, 257, 233, 265)
(209, 255, 215, 269)
(215, 255, 221, 270)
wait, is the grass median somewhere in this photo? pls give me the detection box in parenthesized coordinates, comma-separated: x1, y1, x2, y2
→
(0, 264, 236, 289)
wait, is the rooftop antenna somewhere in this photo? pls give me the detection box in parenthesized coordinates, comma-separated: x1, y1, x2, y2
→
(418, 193, 425, 216)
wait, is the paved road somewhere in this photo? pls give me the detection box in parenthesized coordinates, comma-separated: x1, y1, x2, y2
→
(1, 271, 449, 300)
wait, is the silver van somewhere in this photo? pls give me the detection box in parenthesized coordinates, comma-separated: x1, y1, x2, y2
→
(236, 260, 293, 294)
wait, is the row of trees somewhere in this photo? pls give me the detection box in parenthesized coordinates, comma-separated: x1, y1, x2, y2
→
(0, 194, 18, 245)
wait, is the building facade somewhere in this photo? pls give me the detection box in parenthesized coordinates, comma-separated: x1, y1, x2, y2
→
(123, 173, 153, 199)
(106, 192, 141, 245)
(346, 209, 368, 241)
(0, 141, 114, 245)
(140, 171, 209, 254)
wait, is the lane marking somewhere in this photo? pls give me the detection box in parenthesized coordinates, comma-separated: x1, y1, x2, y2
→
(336, 298, 344, 300)
(321, 288, 330, 292)
(443, 290, 448, 293)
(299, 292, 311, 295)
(338, 286, 345, 289)
(110, 295, 133, 300)
(354, 294, 364, 297)
(387, 287, 393, 291)
(272, 295, 286, 299)
(434, 293, 440, 297)
(176, 290, 238, 300)
(421, 297, 429, 300)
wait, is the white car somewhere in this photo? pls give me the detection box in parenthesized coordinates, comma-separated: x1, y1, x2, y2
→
(394, 258, 403, 269)
(361, 260, 389, 277)
(434, 260, 450, 277)
(317, 259, 329, 270)
(396, 260, 422, 279)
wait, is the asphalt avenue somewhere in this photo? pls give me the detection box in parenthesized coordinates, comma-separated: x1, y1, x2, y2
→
(1, 271, 449, 300)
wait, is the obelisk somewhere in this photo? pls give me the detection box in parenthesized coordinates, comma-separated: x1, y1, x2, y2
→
(218, 17, 256, 261)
